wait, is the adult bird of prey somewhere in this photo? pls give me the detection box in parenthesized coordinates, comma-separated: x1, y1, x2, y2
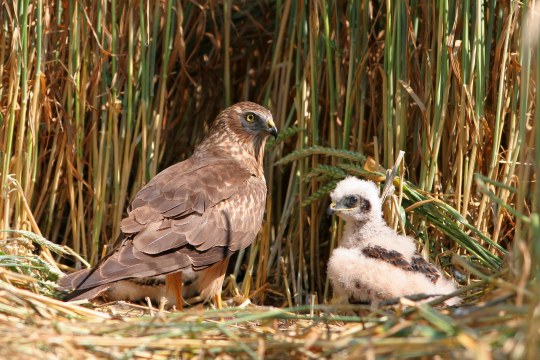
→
(326, 177, 459, 306)
(58, 102, 278, 308)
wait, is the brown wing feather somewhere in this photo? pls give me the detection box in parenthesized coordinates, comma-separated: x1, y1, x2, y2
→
(60, 160, 266, 294)
(362, 246, 441, 284)
(130, 173, 265, 255)
(59, 242, 192, 290)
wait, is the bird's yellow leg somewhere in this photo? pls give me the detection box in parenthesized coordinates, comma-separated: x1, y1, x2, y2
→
(214, 291, 223, 309)
(165, 272, 184, 311)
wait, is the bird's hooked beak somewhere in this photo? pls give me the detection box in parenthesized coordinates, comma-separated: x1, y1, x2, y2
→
(267, 118, 278, 139)
(326, 202, 337, 216)
(326, 200, 350, 216)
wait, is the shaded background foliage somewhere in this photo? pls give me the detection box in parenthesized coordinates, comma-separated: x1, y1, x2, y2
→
(0, 0, 537, 312)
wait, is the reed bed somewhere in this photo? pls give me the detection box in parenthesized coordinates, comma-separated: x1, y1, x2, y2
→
(0, 0, 539, 358)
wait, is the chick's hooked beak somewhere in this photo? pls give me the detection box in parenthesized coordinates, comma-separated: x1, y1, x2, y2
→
(327, 200, 353, 216)
(267, 118, 278, 139)
(326, 202, 337, 216)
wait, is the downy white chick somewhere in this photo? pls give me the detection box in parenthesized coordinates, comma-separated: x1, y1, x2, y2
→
(327, 177, 459, 306)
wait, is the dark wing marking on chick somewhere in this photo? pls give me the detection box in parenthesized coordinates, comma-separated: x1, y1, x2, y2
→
(411, 253, 440, 284)
(362, 245, 414, 270)
(362, 245, 441, 284)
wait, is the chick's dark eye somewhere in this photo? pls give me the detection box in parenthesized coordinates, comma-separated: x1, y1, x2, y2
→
(246, 113, 256, 122)
(345, 195, 358, 208)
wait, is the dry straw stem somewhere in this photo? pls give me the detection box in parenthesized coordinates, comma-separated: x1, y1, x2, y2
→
(0, 0, 538, 358)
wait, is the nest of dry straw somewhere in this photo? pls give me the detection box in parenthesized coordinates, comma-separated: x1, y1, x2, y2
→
(0, 198, 526, 360)
(0, 260, 522, 360)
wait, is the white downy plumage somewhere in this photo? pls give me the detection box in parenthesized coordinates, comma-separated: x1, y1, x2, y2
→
(327, 177, 459, 306)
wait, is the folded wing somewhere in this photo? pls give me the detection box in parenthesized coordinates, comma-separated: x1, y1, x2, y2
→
(59, 158, 266, 292)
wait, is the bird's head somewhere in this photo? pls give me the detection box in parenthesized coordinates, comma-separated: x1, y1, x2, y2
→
(199, 101, 278, 169)
(225, 101, 278, 140)
(327, 177, 383, 223)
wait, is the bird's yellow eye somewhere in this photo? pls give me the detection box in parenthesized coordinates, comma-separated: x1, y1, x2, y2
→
(246, 113, 255, 122)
